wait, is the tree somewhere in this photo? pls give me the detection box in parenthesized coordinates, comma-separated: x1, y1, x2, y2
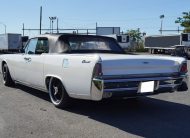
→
(175, 11, 190, 33)
(125, 29, 146, 51)
(126, 29, 142, 43)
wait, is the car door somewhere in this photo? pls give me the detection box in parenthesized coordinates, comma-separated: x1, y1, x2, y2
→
(23, 37, 49, 88)
(12, 38, 37, 83)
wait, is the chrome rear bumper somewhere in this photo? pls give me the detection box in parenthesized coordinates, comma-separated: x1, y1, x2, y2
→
(91, 73, 189, 101)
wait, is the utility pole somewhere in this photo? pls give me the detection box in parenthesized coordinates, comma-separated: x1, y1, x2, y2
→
(49, 17, 51, 33)
(39, 6, 42, 34)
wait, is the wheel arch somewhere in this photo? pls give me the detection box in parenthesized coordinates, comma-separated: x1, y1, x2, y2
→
(45, 75, 69, 95)
(1, 60, 7, 73)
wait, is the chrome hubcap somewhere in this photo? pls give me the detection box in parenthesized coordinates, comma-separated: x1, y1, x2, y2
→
(51, 80, 63, 103)
(53, 86, 59, 96)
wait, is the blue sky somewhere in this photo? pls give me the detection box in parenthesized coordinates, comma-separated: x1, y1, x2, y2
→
(0, 0, 189, 36)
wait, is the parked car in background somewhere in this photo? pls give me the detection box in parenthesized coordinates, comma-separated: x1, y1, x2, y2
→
(0, 34, 188, 108)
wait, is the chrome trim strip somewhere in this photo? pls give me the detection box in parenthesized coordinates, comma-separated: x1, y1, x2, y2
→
(104, 87, 138, 92)
(91, 78, 104, 101)
(159, 84, 180, 88)
(15, 80, 47, 92)
(101, 72, 180, 80)
(103, 76, 183, 83)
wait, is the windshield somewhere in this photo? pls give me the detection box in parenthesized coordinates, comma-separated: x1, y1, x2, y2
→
(62, 36, 125, 54)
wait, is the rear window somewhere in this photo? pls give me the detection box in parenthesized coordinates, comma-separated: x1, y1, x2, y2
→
(60, 35, 125, 54)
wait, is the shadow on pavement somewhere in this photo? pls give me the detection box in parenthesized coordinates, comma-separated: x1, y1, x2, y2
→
(15, 84, 50, 102)
(15, 84, 190, 138)
(68, 98, 190, 138)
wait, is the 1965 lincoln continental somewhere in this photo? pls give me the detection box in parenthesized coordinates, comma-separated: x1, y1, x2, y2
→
(0, 34, 189, 108)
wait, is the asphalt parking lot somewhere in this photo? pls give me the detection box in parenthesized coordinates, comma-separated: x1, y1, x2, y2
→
(0, 60, 190, 138)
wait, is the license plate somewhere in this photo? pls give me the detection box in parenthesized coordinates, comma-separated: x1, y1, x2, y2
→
(140, 81, 154, 93)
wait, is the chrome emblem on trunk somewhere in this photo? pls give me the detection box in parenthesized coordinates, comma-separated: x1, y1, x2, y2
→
(82, 60, 91, 63)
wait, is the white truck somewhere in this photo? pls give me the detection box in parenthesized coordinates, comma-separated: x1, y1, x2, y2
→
(96, 27, 130, 49)
(0, 33, 22, 53)
(103, 34, 130, 49)
(181, 33, 190, 46)
(144, 35, 181, 54)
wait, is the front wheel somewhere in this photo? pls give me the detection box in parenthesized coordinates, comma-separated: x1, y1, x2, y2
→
(49, 78, 72, 108)
(2, 63, 14, 86)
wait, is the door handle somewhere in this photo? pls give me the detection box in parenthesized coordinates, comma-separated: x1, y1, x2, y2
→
(24, 57, 31, 62)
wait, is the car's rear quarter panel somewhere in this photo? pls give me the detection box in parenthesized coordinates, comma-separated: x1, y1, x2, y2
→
(43, 54, 99, 99)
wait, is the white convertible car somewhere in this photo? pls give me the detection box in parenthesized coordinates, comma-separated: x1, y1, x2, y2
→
(0, 34, 189, 108)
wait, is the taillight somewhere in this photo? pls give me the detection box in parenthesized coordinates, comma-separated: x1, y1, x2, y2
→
(180, 62, 188, 73)
(93, 63, 103, 77)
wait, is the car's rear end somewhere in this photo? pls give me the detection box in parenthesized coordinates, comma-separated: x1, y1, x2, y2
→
(91, 54, 188, 101)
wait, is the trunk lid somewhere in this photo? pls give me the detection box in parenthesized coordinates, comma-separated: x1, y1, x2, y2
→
(98, 54, 183, 76)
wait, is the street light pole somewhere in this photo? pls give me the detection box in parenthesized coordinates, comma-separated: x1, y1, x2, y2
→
(49, 17, 56, 34)
(52, 20, 54, 33)
(49, 17, 52, 33)
(160, 15, 165, 35)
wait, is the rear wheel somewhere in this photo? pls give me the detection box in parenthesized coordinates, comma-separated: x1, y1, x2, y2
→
(2, 63, 14, 86)
(49, 78, 72, 108)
